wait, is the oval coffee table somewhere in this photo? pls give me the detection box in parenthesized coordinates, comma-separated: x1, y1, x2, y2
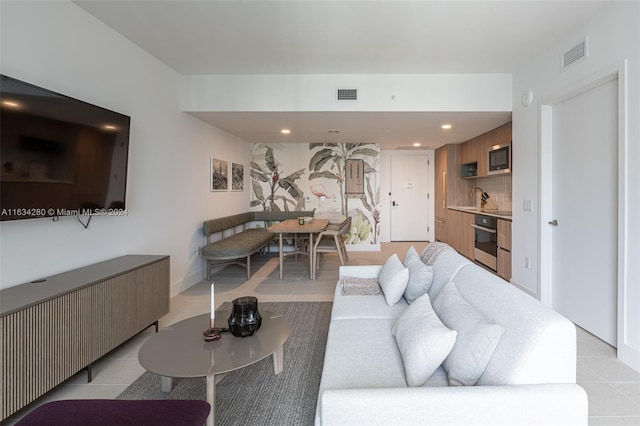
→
(138, 309, 290, 426)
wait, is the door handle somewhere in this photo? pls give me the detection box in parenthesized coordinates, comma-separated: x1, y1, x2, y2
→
(548, 219, 558, 226)
(392, 201, 398, 207)
(471, 224, 497, 234)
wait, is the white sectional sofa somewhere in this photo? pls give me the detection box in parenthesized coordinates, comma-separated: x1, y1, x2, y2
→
(315, 244, 588, 426)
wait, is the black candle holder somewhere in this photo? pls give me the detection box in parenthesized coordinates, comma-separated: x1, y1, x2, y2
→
(203, 320, 223, 342)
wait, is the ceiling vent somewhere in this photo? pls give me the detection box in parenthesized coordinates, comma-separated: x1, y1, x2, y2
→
(562, 38, 588, 70)
(336, 88, 358, 101)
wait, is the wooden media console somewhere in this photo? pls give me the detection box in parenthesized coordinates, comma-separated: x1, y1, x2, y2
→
(0, 255, 170, 420)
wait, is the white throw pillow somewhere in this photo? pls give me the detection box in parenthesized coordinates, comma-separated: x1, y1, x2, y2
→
(378, 253, 410, 306)
(403, 246, 434, 304)
(392, 293, 457, 386)
(432, 281, 505, 386)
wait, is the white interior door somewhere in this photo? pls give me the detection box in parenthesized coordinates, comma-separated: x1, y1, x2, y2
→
(390, 154, 431, 241)
(550, 77, 618, 346)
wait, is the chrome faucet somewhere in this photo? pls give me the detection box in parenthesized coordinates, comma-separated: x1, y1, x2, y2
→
(469, 187, 486, 209)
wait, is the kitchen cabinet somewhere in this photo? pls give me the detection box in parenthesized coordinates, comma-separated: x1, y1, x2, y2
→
(460, 122, 512, 177)
(497, 219, 512, 280)
(434, 145, 474, 244)
(434, 146, 448, 223)
(448, 209, 474, 259)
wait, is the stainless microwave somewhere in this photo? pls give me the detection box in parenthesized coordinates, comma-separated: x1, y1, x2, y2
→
(488, 143, 511, 175)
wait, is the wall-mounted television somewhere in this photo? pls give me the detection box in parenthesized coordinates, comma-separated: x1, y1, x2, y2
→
(0, 75, 130, 221)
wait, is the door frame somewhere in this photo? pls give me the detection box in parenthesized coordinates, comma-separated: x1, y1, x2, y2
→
(539, 61, 628, 355)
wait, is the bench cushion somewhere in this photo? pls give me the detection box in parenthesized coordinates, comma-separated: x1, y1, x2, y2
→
(202, 228, 272, 258)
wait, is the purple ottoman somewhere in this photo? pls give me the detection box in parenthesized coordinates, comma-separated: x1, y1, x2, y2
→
(15, 399, 211, 426)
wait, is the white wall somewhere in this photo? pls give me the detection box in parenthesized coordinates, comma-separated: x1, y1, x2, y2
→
(182, 74, 512, 112)
(512, 1, 640, 371)
(0, 1, 250, 295)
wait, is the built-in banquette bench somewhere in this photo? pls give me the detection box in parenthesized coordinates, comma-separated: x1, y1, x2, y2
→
(202, 210, 314, 280)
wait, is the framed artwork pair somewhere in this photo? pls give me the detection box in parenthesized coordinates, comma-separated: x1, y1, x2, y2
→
(210, 158, 243, 192)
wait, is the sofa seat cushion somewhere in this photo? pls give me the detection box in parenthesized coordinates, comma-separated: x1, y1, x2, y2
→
(331, 284, 408, 321)
(319, 318, 408, 392)
(201, 228, 272, 258)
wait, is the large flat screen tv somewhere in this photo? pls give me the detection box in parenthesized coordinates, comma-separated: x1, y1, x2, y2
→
(0, 75, 130, 221)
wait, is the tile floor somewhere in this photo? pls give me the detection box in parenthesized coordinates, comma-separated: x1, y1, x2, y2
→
(2, 242, 639, 425)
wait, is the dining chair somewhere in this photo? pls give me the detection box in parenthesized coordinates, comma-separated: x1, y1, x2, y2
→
(312, 216, 352, 277)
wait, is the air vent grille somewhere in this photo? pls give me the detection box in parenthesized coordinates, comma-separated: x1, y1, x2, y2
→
(336, 88, 358, 101)
(562, 39, 587, 69)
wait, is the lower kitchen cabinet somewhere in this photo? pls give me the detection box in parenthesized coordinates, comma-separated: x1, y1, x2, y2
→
(497, 219, 512, 281)
(435, 217, 447, 243)
(447, 209, 474, 260)
(497, 247, 512, 281)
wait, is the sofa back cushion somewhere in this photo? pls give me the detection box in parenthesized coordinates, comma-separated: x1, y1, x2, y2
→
(431, 281, 504, 386)
(428, 250, 472, 300)
(451, 265, 577, 385)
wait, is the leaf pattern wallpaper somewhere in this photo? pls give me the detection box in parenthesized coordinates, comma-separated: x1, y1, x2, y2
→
(250, 143, 380, 245)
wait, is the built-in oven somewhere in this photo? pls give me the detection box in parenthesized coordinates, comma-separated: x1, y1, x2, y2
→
(472, 214, 497, 271)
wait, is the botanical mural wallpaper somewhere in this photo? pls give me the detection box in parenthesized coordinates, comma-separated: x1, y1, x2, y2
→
(250, 143, 380, 245)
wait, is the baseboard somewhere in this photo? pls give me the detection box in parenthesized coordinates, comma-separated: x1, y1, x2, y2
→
(619, 343, 640, 374)
(170, 267, 209, 298)
(509, 278, 539, 300)
(346, 243, 380, 252)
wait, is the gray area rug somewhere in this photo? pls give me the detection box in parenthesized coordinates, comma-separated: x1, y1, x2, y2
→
(117, 302, 332, 426)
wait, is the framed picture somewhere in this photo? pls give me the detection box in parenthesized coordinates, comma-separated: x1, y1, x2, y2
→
(210, 158, 228, 191)
(231, 163, 244, 191)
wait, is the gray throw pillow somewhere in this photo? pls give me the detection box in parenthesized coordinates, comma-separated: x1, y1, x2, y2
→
(340, 277, 383, 295)
(378, 253, 409, 306)
(419, 242, 454, 265)
(432, 281, 505, 386)
(403, 246, 434, 304)
(392, 293, 457, 386)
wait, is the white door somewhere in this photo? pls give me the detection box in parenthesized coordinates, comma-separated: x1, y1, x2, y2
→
(550, 78, 618, 346)
(390, 154, 432, 241)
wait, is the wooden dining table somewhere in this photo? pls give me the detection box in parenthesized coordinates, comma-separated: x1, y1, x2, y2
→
(267, 218, 329, 280)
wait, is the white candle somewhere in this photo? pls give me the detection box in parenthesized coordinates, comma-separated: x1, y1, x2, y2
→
(210, 282, 215, 321)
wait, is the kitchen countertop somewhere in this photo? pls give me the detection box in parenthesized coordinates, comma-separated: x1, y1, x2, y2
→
(448, 206, 512, 221)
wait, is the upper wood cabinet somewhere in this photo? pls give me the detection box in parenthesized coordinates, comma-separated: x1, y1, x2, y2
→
(460, 122, 512, 177)
(434, 146, 448, 220)
(435, 144, 474, 218)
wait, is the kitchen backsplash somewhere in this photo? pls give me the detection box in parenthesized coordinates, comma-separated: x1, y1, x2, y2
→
(475, 175, 512, 211)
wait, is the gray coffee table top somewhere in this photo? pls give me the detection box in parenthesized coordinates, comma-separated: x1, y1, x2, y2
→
(139, 309, 290, 378)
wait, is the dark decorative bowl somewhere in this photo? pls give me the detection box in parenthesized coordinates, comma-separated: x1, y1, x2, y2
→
(227, 296, 262, 337)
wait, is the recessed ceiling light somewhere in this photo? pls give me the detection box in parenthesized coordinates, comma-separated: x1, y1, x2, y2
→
(104, 125, 117, 130)
(413, 142, 421, 147)
(281, 129, 291, 134)
(2, 100, 20, 108)
(441, 124, 452, 130)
